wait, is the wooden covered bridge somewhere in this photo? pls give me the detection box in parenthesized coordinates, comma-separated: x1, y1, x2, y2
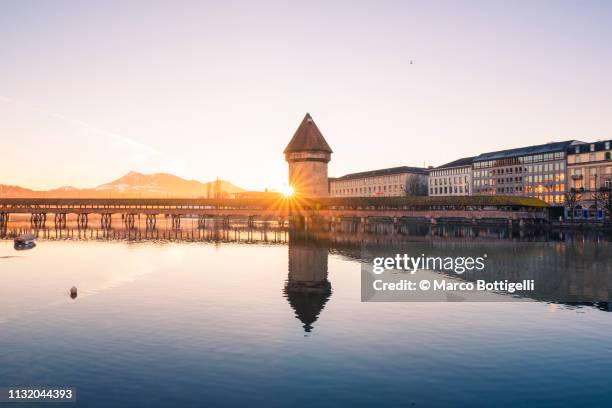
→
(0, 196, 549, 231)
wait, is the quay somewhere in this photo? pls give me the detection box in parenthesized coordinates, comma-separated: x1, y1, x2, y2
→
(0, 196, 549, 231)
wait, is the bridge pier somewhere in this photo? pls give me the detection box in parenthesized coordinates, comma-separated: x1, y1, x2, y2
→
(30, 213, 46, 229)
(146, 214, 157, 229)
(54, 213, 67, 229)
(171, 214, 181, 229)
(123, 213, 137, 229)
(76, 213, 88, 229)
(101, 213, 112, 229)
(197, 215, 206, 229)
(0, 212, 9, 230)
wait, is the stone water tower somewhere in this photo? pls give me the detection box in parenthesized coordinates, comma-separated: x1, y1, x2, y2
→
(284, 113, 332, 197)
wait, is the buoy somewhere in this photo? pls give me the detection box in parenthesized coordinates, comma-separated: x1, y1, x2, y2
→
(70, 286, 78, 299)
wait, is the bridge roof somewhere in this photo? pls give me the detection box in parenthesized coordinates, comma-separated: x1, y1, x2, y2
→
(0, 195, 548, 209)
(284, 113, 333, 154)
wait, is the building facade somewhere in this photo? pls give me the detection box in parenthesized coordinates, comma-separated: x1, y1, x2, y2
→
(284, 113, 332, 197)
(428, 157, 474, 196)
(472, 141, 583, 206)
(329, 166, 428, 197)
(566, 140, 612, 218)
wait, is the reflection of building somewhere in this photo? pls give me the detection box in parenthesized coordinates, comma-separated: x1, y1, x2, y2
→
(284, 237, 332, 332)
(329, 166, 428, 197)
(284, 113, 333, 197)
(428, 157, 474, 196)
(472, 140, 583, 206)
(566, 140, 612, 217)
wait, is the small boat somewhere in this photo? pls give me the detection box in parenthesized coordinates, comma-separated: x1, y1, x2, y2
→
(14, 233, 36, 250)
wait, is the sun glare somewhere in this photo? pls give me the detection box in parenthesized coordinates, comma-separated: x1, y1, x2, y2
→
(281, 185, 295, 198)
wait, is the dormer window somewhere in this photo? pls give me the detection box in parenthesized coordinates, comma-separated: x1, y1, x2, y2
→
(590, 144, 595, 152)
(606, 141, 610, 150)
(575, 146, 580, 154)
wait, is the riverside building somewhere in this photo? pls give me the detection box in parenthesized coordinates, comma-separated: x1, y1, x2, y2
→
(329, 166, 428, 197)
(566, 140, 612, 219)
(472, 140, 584, 206)
(428, 157, 474, 196)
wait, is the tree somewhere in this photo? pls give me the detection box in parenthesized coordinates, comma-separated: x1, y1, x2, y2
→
(594, 187, 612, 221)
(405, 175, 428, 196)
(564, 188, 581, 221)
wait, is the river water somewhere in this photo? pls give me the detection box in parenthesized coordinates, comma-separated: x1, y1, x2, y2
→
(1, 223, 611, 407)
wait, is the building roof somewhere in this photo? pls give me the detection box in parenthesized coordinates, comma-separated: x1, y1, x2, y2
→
(331, 166, 427, 181)
(435, 156, 475, 169)
(284, 113, 333, 154)
(474, 140, 583, 162)
(568, 139, 612, 154)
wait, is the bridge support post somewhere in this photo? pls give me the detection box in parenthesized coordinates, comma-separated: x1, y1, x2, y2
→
(171, 215, 181, 229)
(54, 213, 67, 229)
(76, 213, 88, 229)
(197, 215, 206, 229)
(123, 213, 136, 229)
(0, 212, 9, 229)
(101, 213, 112, 229)
(30, 213, 46, 229)
(146, 214, 157, 229)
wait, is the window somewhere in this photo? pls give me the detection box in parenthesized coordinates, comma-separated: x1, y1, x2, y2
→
(590, 144, 595, 152)
(606, 152, 611, 161)
(606, 141, 610, 150)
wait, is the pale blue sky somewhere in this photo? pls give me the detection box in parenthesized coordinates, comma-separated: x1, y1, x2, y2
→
(1, 0, 611, 190)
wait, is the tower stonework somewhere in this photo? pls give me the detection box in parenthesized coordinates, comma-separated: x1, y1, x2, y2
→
(284, 113, 332, 197)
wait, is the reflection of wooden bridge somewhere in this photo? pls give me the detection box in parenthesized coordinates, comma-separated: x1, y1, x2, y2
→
(0, 197, 549, 230)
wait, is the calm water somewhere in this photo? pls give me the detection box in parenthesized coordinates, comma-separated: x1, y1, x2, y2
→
(1, 228, 612, 407)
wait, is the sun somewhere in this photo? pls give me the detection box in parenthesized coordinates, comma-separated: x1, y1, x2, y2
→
(280, 184, 295, 198)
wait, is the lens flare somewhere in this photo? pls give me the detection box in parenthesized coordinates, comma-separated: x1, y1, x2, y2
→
(281, 185, 295, 197)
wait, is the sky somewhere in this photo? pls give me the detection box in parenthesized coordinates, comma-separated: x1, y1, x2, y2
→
(1, 0, 611, 191)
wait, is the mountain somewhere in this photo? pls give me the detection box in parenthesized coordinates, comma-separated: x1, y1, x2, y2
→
(0, 171, 245, 198)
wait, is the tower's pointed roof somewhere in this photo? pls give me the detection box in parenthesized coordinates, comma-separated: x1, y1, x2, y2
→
(284, 113, 333, 154)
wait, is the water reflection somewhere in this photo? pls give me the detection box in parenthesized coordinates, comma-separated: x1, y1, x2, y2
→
(284, 233, 332, 332)
(2, 219, 612, 316)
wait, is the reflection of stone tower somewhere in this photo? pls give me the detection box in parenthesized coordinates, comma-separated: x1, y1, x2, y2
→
(284, 237, 332, 332)
(284, 113, 332, 197)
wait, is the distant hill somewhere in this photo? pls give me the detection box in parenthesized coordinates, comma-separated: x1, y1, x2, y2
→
(0, 171, 245, 198)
